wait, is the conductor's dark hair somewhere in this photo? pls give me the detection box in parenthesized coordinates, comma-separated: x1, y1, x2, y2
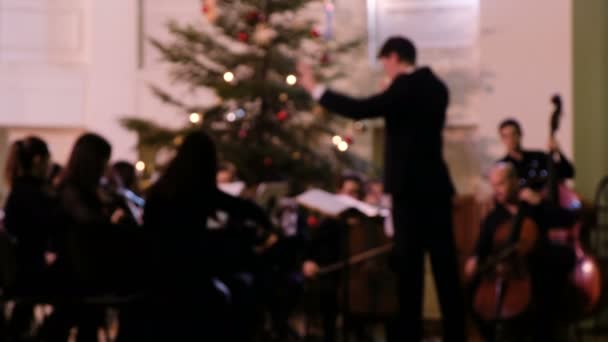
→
(499, 118, 523, 136)
(378, 36, 417, 64)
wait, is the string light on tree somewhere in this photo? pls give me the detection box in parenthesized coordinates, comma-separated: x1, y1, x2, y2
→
(135, 161, 146, 172)
(173, 135, 184, 146)
(189, 112, 202, 124)
(223, 71, 235, 83)
(226, 111, 237, 122)
(286, 74, 297, 86)
(337, 141, 349, 152)
(332, 135, 343, 145)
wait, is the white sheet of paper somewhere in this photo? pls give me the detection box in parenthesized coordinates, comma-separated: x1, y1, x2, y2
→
(296, 189, 384, 218)
(218, 181, 245, 197)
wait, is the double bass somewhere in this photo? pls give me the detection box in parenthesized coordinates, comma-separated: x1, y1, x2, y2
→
(544, 95, 601, 319)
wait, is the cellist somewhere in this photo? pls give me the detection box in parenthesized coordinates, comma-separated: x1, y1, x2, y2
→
(465, 162, 577, 341)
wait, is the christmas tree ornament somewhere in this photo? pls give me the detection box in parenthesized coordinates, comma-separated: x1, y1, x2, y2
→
(311, 28, 321, 38)
(238, 129, 248, 139)
(292, 151, 301, 160)
(237, 31, 249, 42)
(235, 108, 246, 119)
(245, 10, 262, 25)
(201, 0, 218, 22)
(264, 157, 273, 167)
(321, 52, 331, 65)
(253, 24, 277, 46)
(344, 136, 353, 144)
(278, 93, 289, 102)
(307, 215, 320, 228)
(276, 110, 289, 122)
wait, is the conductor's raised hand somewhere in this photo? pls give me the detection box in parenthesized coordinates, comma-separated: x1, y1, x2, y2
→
(296, 61, 317, 94)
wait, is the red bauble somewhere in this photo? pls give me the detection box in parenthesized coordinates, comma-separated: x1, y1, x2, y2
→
(263, 157, 273, 167)
(344, 136, 353, 144)
(237, 32, 249, 42)
(307, 215, 320, 228)
(321, 52, 331, 65)
(245, 11, 262, 24)
(311, 29, 320, 38)
(277, 110, 289, 122)
(238, 129, 248, 139)
(202, 4, 209, 14)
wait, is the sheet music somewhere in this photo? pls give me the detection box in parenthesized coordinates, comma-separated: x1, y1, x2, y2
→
(296, 189, 385, 218)
(218, 181, 246, 197)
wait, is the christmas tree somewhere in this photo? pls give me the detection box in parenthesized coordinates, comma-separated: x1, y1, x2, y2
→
(123, 0, 371, 190)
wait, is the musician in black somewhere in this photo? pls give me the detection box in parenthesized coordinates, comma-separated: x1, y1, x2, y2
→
(302, 174, 364, 342)
(299, 36, 466, 341)
(465, 162, 576, 341)
(48, 133, 128, 342)
(498, 118, 574, 190)
(3, 136, 58, 340)
(119, 131, 277, 341)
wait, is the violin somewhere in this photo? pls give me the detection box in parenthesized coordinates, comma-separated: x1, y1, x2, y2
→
(471, 204, 539, 322)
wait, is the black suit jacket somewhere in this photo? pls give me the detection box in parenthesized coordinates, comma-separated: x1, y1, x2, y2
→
(319, 67, 455, 198)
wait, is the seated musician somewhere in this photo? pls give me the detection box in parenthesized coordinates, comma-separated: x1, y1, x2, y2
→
(465, 162, 576, 341)
(217, 161, 238, 184)
(301, 174, 364, 342)
(498, 118, 574, 190)
(119, 131, 277, 341)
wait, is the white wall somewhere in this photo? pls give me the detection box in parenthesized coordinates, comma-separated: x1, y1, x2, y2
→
(478, 0, 573, 162)
(84, 0, 138, 161)
(0, 0, 139, 166)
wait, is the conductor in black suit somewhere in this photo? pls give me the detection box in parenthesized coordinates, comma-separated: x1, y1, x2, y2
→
(298, 37, 466, 342)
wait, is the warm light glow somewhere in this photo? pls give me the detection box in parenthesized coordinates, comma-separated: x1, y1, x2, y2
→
(226, 112, 237, 122)
(332, 135, 343, 145)
(582, 260, 594, 275)
(135, 161, 146, 172)
(223, 71, 235, 82)
(189, 112, 202, 123)
(286, 74, 297, 86)
(337, 141, 349, 152)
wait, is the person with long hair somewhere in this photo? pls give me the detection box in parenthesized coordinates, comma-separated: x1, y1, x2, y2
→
(3, 136, 57, 340)
(119, 130, 277, 341)
(48, 133, 126, 342)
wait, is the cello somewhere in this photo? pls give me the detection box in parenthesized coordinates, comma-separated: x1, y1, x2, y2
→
(544, 95, 601, 319)
(471, 204, 540, 323)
